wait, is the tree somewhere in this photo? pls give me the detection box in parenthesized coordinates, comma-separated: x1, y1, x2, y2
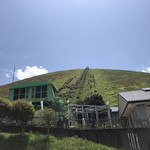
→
(76, 99, 84, 105)
(0, 97, 12, 119)
(11, 100, 35, 135)
(38, 108, 55, 136)
(84, 94, 105, 105)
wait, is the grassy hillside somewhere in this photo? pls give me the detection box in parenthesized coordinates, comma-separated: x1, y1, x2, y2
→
(0, 69, 83, 99)
(92, 69, 150, 106)
(1, 69, 150, 106)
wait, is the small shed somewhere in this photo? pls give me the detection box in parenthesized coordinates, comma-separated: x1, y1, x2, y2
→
(8, 82, 64, 110)
(118, 88, 150, 127)
(110, 107, 119, 123)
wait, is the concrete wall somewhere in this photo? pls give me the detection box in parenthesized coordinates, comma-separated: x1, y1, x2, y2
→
(130, 105, 149, 127)
(137, 105, 148, 121)
(1, 125, 150, 150)
(49, 128, 150, 150)
(118, 94, 128, 118)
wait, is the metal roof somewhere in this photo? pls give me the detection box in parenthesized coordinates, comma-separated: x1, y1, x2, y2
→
(141, 88, 150, 91)
(119, 89, 150, 102)
(110, 107, 118, 112)
(70, 104, 108, 114)
(9, 82, 55, 90)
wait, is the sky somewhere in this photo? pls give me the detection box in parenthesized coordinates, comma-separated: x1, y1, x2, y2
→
(0, 0, 150, 85)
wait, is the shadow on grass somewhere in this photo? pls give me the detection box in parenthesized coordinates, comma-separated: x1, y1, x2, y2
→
(0, 134, 29, 150)
(29, 135, 51, 150)
(0, 133, 54, 150)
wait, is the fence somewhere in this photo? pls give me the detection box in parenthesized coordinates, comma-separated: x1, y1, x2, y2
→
(67, 118, 129, 128)
(1, 116, 150, 130)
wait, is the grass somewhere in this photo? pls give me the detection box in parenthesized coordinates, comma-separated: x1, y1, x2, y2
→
(0, 132, 119, 150)
(92, 69, 150, 106)
(0, 70, 82, 99)
(1, 69, 150, 106)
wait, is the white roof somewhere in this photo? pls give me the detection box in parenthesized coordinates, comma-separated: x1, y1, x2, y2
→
(119, 90, 150, 102)
(110, 107, 118, 112)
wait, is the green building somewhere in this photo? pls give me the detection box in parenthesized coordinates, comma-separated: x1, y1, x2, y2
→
(8, 82, 64, 110)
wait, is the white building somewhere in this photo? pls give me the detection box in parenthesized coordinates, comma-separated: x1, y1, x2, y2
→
(118, 88, 150, 127)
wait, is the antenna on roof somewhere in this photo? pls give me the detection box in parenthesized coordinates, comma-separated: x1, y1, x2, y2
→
(12, 66, 15, 83)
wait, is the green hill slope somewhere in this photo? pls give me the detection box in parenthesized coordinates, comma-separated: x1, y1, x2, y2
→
(1, 68, 150, 106)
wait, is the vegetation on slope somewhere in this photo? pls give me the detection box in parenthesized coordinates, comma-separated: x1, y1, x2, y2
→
(92, 69, 150, 106)
(58, 67, 89, 103)
(0, 133, 119, 150)
(1, 68, 150, 106)
(0, 70, 83, 99)
(59, 69, 150, 106)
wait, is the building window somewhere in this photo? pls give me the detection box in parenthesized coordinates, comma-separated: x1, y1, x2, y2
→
(13, 85, 48, 101)
(32, 88, 35, 98)
(26, 88, 29, 98)
(42, 85, 47, 98)
(13, 95, 19, 101)
(35, 86, 41, 98)
(13, 88, 26, 100)
(20, 88, 25, 99)
(14, 89, 19, 100)
(42, 92, 47, 98)
(14, 89, 19, 95)
(34, 85, 47, 99)
(32, 102, 41, 110)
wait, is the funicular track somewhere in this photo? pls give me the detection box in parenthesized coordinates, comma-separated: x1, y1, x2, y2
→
(71, 67, 89, 103)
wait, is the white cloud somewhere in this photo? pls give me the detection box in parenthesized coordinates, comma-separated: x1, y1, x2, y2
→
(141, 70, 147, 73)
(141, 66, 150, 73)
(5, 73, 11, 78)
(2, 68, 12, 78)
(16, 66, 48, 80)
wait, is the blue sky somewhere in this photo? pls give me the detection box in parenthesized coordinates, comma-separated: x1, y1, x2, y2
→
(0, 0, 150, 85)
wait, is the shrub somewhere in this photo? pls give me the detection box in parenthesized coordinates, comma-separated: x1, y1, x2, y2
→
(0, 97, 12, 119)
(76, 99, 84, 105)
(11, 100, 35, 135)
(84, 94, 105, 105)
(38, 108, 55, 136)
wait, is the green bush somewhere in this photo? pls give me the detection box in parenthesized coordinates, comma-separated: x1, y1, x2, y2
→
(38, 108, 55, 136)
(84, 94, 105, 105)
(11, 100, 35, 135)
(0, 97, 12, 119)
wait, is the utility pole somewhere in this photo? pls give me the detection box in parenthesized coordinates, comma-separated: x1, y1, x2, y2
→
(107, 101, 112, 127)
(12, 66, 15, 83)
(67, 100, 70, 128)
